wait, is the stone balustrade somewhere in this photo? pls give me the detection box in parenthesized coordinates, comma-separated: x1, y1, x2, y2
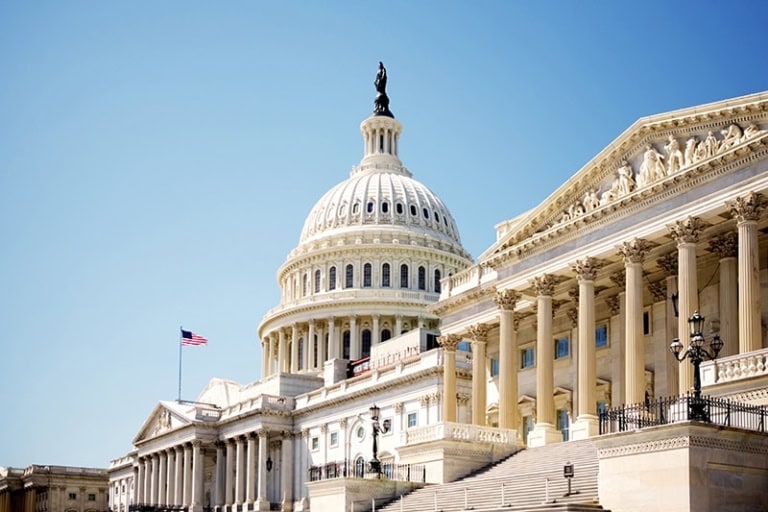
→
(401, 421, 517, 447)
(701, 347, 768, 386)
(264, 289, 439, 316)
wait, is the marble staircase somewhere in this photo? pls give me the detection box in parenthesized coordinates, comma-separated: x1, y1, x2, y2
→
(379, 439, 607, 512)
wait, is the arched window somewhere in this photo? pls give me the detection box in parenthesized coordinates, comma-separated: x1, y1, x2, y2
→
(423, 208, 429, 219)
(382, 202, 389, 213)
(396, 203, 403, 215)
(363, 263, 372, 287)
(352, 202, 360, 214)
(314, 269, 321, 293)
(345, 264, 354, 288)
(298, 338, 304, 371)
(343, 330, 351, 359)
(328, 266, 336, 291)
(303, 273, 309, 296)
(355, 456, 366, 478)
(400, 264, 409, 288)
(381, 329, 392, 342)
(367, 201, 374, 213)
(434, 269, 442, 293)
(382, 263, 391, 287)
(409, 205, 417, 216)
(418, 266, 426, 290)
(362, 329, 372, 358)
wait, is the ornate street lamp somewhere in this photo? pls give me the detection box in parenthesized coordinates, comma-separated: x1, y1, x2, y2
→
(669, 311, 724, 421)
(369, 403, 382, 475)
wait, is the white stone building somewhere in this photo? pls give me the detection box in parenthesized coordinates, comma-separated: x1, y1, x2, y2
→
(109, 70, 768, 512)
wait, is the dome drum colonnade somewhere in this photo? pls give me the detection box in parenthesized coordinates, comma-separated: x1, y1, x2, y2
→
(258, 73, 472, 378)
(439, 195, 765, 444)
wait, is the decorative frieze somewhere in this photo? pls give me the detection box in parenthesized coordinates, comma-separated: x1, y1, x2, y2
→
(727, 192, 766, 223)
(708, 232, 738, 259)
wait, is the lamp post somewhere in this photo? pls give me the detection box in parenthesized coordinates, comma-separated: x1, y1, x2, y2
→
(368, 404, 382, 476)
(669, 311, 724, 421)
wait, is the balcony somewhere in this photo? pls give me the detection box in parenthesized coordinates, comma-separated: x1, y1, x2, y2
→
(401, 421, 517, 447)
(700, 347, 768, 387)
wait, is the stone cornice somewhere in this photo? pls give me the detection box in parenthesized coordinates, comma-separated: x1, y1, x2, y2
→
(428, 284, 497, 316)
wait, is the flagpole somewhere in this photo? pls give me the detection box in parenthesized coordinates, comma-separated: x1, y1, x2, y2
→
(178, 326, 183, 402)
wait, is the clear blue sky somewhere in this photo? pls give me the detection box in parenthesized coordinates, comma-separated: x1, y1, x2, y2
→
(1, 1, 766, 468)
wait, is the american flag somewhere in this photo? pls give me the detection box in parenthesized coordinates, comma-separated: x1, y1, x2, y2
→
(181, 329, 208, 346)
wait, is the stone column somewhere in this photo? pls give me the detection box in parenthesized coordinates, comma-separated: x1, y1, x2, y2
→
(166, 448, 175, 505)
(136, 459, 145, 504)
(571, 257, 602, 439)
(327, 317, 337, 359)
(235, 436, 245, 505)
(468, 323, 489, 426)
(372, 315, 380, 346)
(437, 334, 461, 422)
(350, 315, 359, 360)
(494, 289, 521, 430)
(621, 239, 653, 404)
(277, 329, 287, 373)
(191, 441, 204, 512)
(157, 450, 167, 506)
(528, 274, 563, 447)
(174, 446, 184, 506)
(657, 253, 679, 398)
(307, 320, 315, 371)
(395, 315, 403, 336)
(246, 434, 257, 505)
(256, 431, 269, 511)
(261, 338, 269, 378)
(317, 323, 326, 366)
(709, 233, 739, 356)
(729, 193, 766, 353)
(290, 325, 299, 373)
(215, 442, 225, 507)
(669, 216, 704, 394)
(225, 439, 235, 506)
(183, 443, 192, 506)
(150, 453, 158, 505)
(281, 434, 294, 511)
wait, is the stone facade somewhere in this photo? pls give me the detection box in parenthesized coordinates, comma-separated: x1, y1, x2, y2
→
(0, 464, 108, 512)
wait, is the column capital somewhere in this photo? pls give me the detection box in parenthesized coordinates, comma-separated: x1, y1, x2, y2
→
(708, 231, 738, 258)
(605, 295, 620, 315)
(648, 280, 667, 302)
(467, 323, 489, 343)
(656, 252, 678, 275)
(727, 192, 766, 223)
(493, 288, 520, 310)
(618, 238, 655, 264)
(571, 257, 602, 281)
(668, 216, 707, 245)
(437, 333, 461, 352)
(531, 274, 560, 296)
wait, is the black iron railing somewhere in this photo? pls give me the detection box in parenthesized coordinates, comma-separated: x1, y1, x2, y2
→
(599, 393, 768, 434)
(308, 459, 426, 483)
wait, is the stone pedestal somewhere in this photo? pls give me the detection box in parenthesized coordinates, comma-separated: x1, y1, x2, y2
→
(570, 415, 599, 440)
(527, 423, 562, 447)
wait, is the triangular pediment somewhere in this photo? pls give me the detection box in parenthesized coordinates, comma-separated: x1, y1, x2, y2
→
(487, 91, 768, 262)
(133, 401, 193, 444)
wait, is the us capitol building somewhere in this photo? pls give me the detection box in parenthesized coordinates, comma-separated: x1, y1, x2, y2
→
(108, 66, 768, 512)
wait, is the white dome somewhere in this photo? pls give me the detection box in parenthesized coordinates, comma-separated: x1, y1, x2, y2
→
(299, 167, 462, 246)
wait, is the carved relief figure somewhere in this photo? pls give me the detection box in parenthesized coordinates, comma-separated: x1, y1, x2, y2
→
(639, 144, 666, 185)
(703, 131, 719, 158)
(719, 123, 743, 152)
(617, 159, 635, 196)
(684, 136, 698, 167)
(742, 123, 762, 141)
(599, 180, 620, 205)
(583, 189, 600, 212)
(568, 202, 585, 218)
(664, 136, 684, 175)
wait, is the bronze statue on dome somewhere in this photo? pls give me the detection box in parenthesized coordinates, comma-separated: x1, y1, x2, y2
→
(373, 61, 394, 118)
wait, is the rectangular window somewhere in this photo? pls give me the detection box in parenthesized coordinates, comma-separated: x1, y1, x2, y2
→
(522, 415, 534, 443)
(557, 409, 570, 442)
(521, 347, 535, 369)
(329, 431, 338, 448)
(311, 437, 319, 451)
(595, 322, 609, 349)
(597, 400, 608, 415)
(328, 267, 336, 291)
(490, 357, 500, 377)
(554, 334, 570, 359)
(458, 341, 471, 352)
(88, 494, 96, 501)
(643, 308, 652, 336)
(407, 412, 417, 428)
(69, 493, 77, 500)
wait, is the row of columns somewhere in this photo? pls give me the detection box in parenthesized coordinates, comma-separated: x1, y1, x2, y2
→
(134, 442, 200, 508)
(262, 314, 420, 377)
(437, 192, 765, 445)
(214, 431, 277, 510)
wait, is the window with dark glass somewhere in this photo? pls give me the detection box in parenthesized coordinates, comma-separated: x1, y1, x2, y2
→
(381, 329, 391, 342)
(490, 357, 500, 377)
(382, 263, 391, 287)
(400, 264, 409, 288)
(303, 273, 308, 296)
(521, 347, 535, 368)
(557, 409, 570, 442)
(418, 266, 426, 290)
(410, 205, 417, 216)
(434, 269, 442, 293)
(343, 330, 351, 359)
(298, 338, 304, 370)
(362, 329, 372, 357)
(314, 269, 321, 293)
(555, 335, 570, 359)
(345, 264, 353, 288)
(367, 201, 374, 213)
(423, 208, 429, 219)
(595, 323, 609, 348)
(363, 263, 372, 287)
(396, 203, 403, 215)
(382, 202, 389, 213)
(328, 266, 336, 291)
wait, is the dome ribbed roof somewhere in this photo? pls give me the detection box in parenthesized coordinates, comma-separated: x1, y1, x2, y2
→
(299, 167, 462, 245)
